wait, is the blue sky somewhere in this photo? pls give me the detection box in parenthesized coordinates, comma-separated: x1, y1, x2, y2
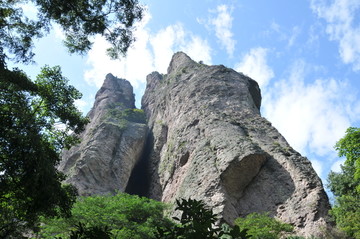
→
(16, 0, 360, 190)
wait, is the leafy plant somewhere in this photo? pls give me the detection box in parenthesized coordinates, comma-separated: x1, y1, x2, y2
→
(234, 212, 293, 239)
(156, 198, 248, 239)
(57, 222, 112, 239)
(39, 193, 171, 239)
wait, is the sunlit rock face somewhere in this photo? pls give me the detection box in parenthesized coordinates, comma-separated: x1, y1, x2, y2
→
(59, 73, 147, 196)
(141, 52, 331, 236)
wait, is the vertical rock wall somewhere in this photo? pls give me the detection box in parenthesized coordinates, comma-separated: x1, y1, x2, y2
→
(141, 52, 331, 236)
(59, 74, 147, 195)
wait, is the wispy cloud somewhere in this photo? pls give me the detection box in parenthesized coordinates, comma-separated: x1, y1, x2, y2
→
(265, 21, 302, 48)
(235, 47, 274, 89)
(310, 0, 360, 70)
(288, 26, 301, 48)
(262, 59, 360, 169)
(74, 99, 88, 113)
(84, 12, 212, 89)
(181, 36, 212, 65)
(84, 13, 154, 88)
(149, 23, 212, 73)
(201, 4, 236, 57)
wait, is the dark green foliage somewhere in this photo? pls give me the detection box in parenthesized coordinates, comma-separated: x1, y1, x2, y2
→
(220, 224, 248, 239)
(285, 236, 320, 239)
(58, 222, 112, 239)
(155, 198, 248, 239)
(0, 0, 142, 237)
(0, 66, 88, 237)
(234, 212, 293, 239)
(331, 127, 360, 194)
(39, 193, 171, 239)
(327, 127, 360, 238)
(1, 0, 143, 64)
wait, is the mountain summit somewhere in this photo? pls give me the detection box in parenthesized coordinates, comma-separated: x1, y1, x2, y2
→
(60, 52, 331, 237)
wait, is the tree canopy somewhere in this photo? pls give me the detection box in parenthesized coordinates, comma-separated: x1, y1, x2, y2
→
(0, 0, 143, 65)
(0, 65, 89, 237)
(327, 127, 360, 238)
(0, 0, 143, 237)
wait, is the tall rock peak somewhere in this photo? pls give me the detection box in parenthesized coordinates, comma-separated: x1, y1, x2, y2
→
(89, 73, 135, 120)
(59, 74, 147, 196)
(141, 52, 331, 237)
(167, 51, 195, 74)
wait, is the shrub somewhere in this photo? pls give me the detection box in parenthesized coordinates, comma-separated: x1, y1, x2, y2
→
(39, 193, 171, 239)
(122, 108, 147, 124)
(234, 212, 293, 239)
(156, 198, 248, 239)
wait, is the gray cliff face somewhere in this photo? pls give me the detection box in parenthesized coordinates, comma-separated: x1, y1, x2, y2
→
(141, 52, 331, 236)
(59, 53, 331, 236)
(59, 73, 147, 196)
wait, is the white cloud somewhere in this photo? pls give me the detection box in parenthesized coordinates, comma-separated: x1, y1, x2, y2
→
(331, 158, 346, 173)
(150, 24, 186, 73)
(19, 2, 38, 19)
(235, 47, 274, 89)
(262, 60, 360, 159)
(84, 13, 155, 88)
(311, 0, 360, 70)
(75, 99, 88, 113)
(311, 159, 323, 177)
(288, 26, 301, 47)
(53, 24, 66, 40)
(85, 13, 212, 89)
(206, 4, 236, 57)
(150, 23, 212, 73)
(181, 36, 212, 65)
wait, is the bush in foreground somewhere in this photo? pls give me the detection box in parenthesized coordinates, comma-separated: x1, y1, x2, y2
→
(39, 193, 171, 239)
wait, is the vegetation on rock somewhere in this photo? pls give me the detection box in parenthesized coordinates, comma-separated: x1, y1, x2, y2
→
(104, 106, 147, 130)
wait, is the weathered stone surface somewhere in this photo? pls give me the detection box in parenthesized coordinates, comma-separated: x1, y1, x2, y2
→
(141, 52, 331, 236)
(59, 73, 147, 196)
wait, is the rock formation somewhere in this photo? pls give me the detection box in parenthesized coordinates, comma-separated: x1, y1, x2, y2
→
(141, 52, 331, 236)
(59, 73, 147, 195)
(60, 52, 331, 237)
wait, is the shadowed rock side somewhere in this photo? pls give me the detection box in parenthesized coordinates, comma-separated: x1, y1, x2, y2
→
(59, 73, 147, 196)
(141, 52, 331, 236)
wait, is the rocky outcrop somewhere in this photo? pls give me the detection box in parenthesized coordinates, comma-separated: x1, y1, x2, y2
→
(60, 53, 331, 237)
(141, 52, 331, 236)
(59, 73, 147, 196)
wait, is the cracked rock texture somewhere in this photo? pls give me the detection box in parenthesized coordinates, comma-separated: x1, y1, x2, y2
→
(141, 52, 331, 237)
(59, 73, 147, 195)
